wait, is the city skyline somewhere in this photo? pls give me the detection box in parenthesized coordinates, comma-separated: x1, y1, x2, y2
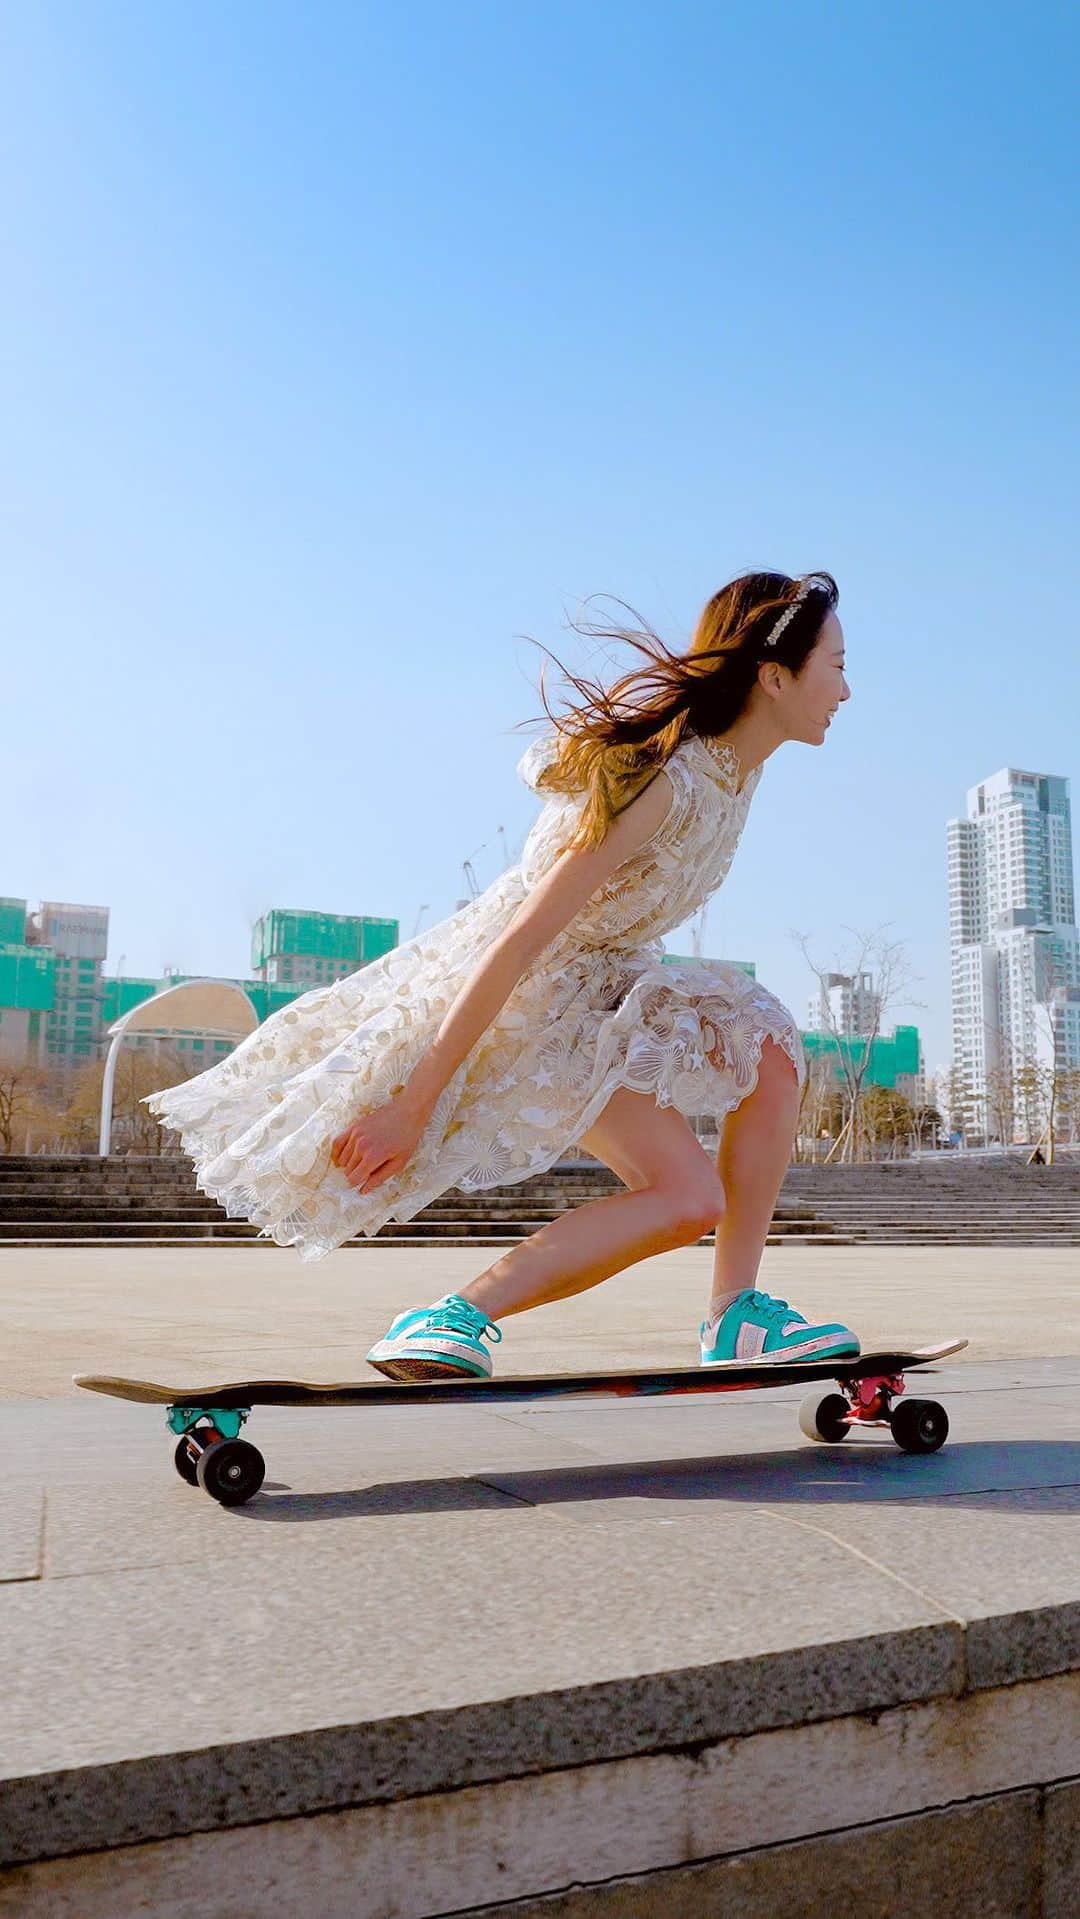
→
(8, 751, 1074, 1083)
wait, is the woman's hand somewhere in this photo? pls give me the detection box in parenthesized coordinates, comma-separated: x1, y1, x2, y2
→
(329, 1091, 430, 1193)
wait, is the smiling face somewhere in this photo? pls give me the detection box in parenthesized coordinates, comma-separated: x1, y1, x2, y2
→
(784, 609, 850, 745)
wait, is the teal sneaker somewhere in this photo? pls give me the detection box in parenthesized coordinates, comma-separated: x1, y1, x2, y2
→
(365, 1292, 503, 1381)
(700, 1288, 859, 1366)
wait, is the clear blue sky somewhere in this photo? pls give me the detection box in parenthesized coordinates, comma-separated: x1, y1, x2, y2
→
(4, 1, 1078, 1076)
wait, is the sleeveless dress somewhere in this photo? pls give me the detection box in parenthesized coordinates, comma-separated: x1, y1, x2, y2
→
(142, 729, 806, 1262)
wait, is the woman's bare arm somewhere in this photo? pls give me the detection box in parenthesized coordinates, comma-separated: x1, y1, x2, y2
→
(399, 765, 677, 1116)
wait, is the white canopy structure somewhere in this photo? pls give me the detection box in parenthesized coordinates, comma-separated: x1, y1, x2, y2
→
(99, 978, 260, 1155)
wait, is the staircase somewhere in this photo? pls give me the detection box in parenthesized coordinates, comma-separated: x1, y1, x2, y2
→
(2, 1153, 1078, 1249)
(0, 1154, 846, 1248)
(782, 1158, 1080, 1246)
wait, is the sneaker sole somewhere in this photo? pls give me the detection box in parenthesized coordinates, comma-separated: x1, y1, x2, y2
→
(701, 1341, 861, 1368)
(366, 1353, 491, 1382)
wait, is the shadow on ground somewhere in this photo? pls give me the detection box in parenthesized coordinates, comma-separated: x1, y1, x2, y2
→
(231, 1440, 1080, 1522)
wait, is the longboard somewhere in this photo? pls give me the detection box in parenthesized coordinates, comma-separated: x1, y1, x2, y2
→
(75, 1340, 968, 1504)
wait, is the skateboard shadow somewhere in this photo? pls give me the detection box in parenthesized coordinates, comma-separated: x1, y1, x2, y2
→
(232, 1439, 1080, 1522)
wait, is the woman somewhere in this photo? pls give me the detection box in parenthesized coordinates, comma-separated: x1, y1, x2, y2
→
(144, 569, 855, 1380)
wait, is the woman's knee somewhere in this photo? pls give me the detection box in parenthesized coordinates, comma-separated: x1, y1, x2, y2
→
(658, 1170, 727, 1240)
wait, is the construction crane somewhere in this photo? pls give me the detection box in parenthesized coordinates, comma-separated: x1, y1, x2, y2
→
(451, 814, 524, 914)
(455, 859, 481, 913)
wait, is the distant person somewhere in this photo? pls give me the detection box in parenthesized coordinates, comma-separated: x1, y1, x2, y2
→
(144, 571, 858, 1379)
(1029, 1146, 1046, 1165)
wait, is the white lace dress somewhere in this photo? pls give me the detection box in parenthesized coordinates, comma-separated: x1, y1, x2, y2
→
(143, 729, 806, 1262)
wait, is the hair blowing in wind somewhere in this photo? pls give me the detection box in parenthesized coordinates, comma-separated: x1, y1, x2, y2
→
(516, 569, 839, 855)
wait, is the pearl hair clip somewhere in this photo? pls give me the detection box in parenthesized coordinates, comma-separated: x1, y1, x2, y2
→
(763, 575, 820, 647)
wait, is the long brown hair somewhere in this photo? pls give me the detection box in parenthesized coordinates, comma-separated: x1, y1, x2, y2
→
(516, 569, 838, 854)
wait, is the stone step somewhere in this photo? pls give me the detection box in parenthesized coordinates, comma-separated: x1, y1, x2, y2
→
(0, 1232, 861, 1252)
(2, 1214, 1073, 1243)
(780, 1203, 1080, 1215)
(0, 1217, 844, 1245)
(805, 1205, 1080, 1220)
(7, 1202, 1076, 1236)
(0, 1166, 621, 1182)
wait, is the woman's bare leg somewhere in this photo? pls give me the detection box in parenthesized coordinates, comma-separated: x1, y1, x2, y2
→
(459, 1087, 726, 1320)
(709, 1036, 801, 1316)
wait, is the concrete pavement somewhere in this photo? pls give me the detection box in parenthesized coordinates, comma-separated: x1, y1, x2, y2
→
(2, 1243, 1079, 1915)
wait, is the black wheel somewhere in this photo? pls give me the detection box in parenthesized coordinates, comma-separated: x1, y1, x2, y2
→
(196, 1437, 266, 1505)
(173, 1436, 200, 1486)
(890, 1397, 949, 1455)
(798, 1390, 851, 1444)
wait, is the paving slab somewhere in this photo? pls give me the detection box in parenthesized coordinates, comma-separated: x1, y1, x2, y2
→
(0, 1489, 42, 1583)
(749, 1487, 1080, 1688)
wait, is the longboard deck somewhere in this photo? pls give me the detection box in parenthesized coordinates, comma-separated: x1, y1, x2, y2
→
(74, 1341, 968, 1410)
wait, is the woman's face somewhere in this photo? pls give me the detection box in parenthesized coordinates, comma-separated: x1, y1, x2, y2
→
(788, 610, 850, 747)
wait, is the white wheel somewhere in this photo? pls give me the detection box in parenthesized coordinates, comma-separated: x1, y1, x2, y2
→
(799, 1389, 850, 1444)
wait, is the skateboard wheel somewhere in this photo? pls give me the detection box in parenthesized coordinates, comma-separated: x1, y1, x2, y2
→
(173, 1437, 200, 1486)
(196, 1438, 266, 1505)
(798, 1390, 850, 1444)
(890, 1398, 949, 1455)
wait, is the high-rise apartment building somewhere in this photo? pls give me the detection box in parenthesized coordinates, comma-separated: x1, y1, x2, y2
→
(0, 899, 109, 1070)
(806, 970, 881, 1039)
(948, 765, 1080, 1141)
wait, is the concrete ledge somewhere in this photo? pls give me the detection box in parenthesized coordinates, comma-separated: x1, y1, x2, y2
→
(4, 1615, 1080, 1871)
(2, 1683, 1077, 1918)
(1, 1623, 964, 1866)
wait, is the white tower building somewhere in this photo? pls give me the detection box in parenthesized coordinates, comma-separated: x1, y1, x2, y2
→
(947, 765, 1079, 1142)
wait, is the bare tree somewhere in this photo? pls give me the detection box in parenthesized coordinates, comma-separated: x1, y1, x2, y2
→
(911, 1074, 943, 1151)
(59, 1060, 106, 1152)
(792, 925, 927, 1164)
(1059, 1067, 1080, 1146)
(0, 1061, 58, 1154)
(793, 1051, 841, 1163)
(982, 1063, 1018, 1148)
(1022, 985, 1070, 1165)
(106, 1042, 195, 1156)
(56, 1042, 196, 1157)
